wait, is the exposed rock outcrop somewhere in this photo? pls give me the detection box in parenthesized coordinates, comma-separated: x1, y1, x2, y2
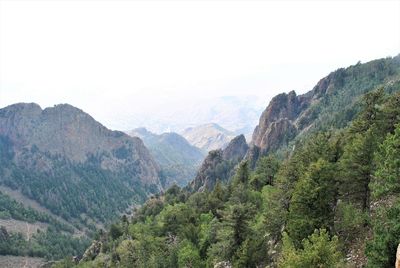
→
(222, 135, 249, 162)
(80, 240, 102, 262)
(250, 91, 310, 155)
(249, 55, 400, 165)
(190, 135, 248, 191)
(214, 261, 232, 268)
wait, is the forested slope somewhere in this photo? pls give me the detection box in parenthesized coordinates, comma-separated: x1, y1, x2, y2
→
(0, 103, 163, 262)
(69, 57, 400, 267)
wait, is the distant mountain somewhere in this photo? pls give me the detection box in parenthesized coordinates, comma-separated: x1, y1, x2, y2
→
(0, 103, 162, 228)
(181, 123, 236, 152)
(113, 96, 264, 135)
(127, 128, 205, 187)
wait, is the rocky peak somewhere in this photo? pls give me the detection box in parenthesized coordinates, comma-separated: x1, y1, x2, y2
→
(190, 135, 248, 192)
(249, 56, 400, 164)
(222, 134, 248, 162)
(251, 90, 309, 155)
(0, 103, 162, 188)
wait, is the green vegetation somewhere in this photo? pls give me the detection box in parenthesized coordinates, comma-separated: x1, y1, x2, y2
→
(0, 191, 71, 231)
(0, 190, 88, 260)
(0, 56, 398, 266)
(0, 151, 146, 227)
(72, 88, 400, 267)
(0, 226, 90, 260)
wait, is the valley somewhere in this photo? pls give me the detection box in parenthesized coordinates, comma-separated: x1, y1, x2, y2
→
(1, 54, 399, 267)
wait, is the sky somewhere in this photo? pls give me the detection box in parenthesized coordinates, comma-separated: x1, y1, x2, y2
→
(1, 0, 399, 131)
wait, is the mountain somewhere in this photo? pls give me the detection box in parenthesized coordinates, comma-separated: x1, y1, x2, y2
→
(74, 55, 400, 268)
(190, 134, 248, 192)
(109, 96, 265, 135)
(127, 128, 205, 187)
(181, 123, 236, 152)
(192, 55, 400, 190)
(249, 55, 400, 162)
(0, 103, 162, 226)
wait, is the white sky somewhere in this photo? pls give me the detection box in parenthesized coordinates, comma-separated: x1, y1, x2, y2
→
(1, 0, 399, 130)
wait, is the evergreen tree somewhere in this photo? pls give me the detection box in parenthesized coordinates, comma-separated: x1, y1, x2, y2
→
(371, 124, 400, 198)
(250, 155, 280, 190)
(339, 131, 375, 211)
(287, 159, 337, 246)
(279, 229, 343, 268)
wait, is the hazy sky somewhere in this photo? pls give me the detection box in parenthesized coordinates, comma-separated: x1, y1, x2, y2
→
(1, 0, 399, 130)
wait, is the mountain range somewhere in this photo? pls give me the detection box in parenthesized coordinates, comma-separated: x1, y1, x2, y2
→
(0, 55, 400, 267)
(111, 96, 265, 135)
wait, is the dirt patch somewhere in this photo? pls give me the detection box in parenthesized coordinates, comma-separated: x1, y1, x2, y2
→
(0, 219, 47, 240)
(0, 185, 82, 235)
(0, 255, 46, 268)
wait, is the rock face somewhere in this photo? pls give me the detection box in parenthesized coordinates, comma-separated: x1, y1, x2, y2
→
(0, 103, 161, 187)
(190, 135, 248, 191)
(214, 261, 232, 268)
(222, 135, 249, 162)
(251, 91, 308, 154)
(80, 240, 102, 262)
(127, 128, 205, 187)
(181, 123, 235, 152)
(250, 55, 400, 163)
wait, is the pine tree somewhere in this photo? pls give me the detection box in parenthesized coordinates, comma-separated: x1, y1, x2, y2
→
(371, 124, 400, 199)
(279, 229, 343, 268)
(339, 130, 376, 212)
(286, 159, 337, 246)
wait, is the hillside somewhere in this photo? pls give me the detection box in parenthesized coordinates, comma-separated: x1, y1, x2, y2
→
(250, 55, 400, 160)
(0, 103, 163, 261)
(192, 56, 400, 191)
(127, 128, 205, 187)
(181, 123, 236, 152)
(71, 55, 400, 268)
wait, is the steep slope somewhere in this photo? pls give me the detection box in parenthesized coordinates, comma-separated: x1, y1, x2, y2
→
(190, 135, 248, 191)
(181, 123, 235, 152)
(0, 103, 162, 226)
(127, 128, 205, 187)
(74, 56, 400, 268)
(249, 55, 400, 163)
(191, 55, 400, 191)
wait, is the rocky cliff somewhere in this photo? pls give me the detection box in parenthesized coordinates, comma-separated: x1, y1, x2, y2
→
(250, 55, 400, 162)
(190, 135, 248, 191)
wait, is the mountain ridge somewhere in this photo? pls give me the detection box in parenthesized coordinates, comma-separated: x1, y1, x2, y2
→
(127, 128, 205, 187)
(181, 123, 236, 152)
(0, 103, 163, 226)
